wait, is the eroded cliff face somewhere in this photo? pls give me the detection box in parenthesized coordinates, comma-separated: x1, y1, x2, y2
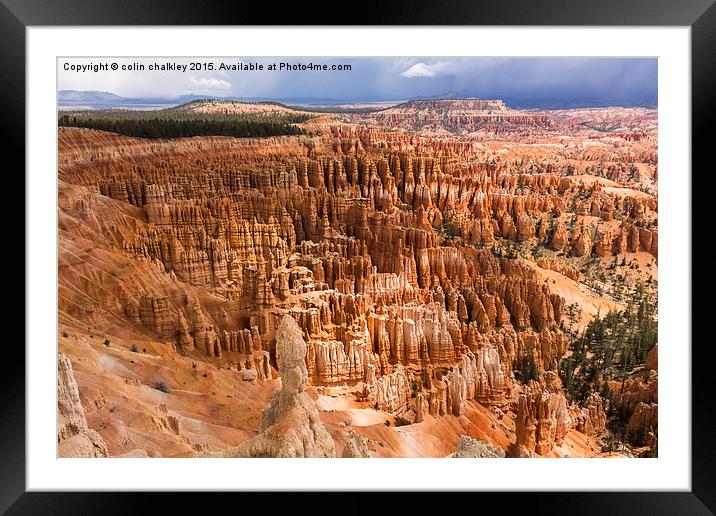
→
(360, 99, 552, 134)
(57, 101, 657, 458)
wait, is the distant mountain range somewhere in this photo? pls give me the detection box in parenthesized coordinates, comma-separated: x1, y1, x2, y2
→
(58, 90, 657, 111)
(411, 92, 657, 109)
(59, 90, 125, 103)
(59, 90, 212, 109)
(57, 90, 356, 110)
(501, 97, 657, 110)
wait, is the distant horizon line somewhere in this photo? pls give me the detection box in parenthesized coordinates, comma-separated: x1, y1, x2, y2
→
(57, 90, 658, 109)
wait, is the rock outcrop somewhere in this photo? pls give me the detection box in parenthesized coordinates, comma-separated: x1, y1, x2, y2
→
(453, 435, 505, 458)
(511, 371, 608, 457)
(627, 402, 658, 446)
(570, 392, 607, 437)
(342, 430, 371, 458)
(612, 344, 658, 447)
(229, 316, 335, 457)
(57, 354, 108, 458)
(510, 373, 571, 457)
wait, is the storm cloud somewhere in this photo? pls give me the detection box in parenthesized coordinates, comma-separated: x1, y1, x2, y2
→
(58, 57, 657, 106)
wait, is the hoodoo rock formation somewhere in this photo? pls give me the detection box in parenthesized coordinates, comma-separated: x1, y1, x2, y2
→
(58, 354, 109, 458)
(510, 373, 570, 457)
(57, 99, 657, 458)
(226, 316, 335, 457)
(510, 372, 606, 457)
(611, 344, 658, 449)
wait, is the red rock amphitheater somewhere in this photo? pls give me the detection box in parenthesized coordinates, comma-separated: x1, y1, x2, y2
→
(57, 99, 658, 458)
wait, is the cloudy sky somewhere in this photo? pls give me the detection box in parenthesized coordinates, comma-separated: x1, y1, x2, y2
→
(58, 57, 657, 105)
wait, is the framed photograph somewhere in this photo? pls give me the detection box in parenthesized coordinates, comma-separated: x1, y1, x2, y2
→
(5, 0, 712, 512)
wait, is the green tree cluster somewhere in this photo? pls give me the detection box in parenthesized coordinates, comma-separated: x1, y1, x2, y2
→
(59, 110, 311, 139)
(559, 284, 657, 404)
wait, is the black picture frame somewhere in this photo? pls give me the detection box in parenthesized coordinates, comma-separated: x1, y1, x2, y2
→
(3, 0, 710, 513)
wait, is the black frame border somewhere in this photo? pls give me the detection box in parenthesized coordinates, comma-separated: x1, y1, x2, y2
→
(4, 0, 712, 513)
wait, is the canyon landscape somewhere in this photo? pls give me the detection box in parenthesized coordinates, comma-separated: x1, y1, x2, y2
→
(57, 60, 658, 459)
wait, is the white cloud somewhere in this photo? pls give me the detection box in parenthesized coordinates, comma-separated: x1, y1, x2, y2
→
(187, 77, 232, 92)
(58, 58, 236, 98)
(400, 61, 451, 78)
